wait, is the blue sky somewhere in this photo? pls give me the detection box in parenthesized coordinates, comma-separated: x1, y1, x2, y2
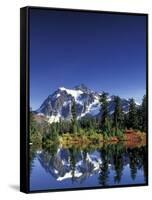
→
(29, 8, 147, 110)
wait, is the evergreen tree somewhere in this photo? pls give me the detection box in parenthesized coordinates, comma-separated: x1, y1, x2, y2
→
(104, 118, 112, 137)
(30, 111, 37, 134)
(30, 111, 42, 144)
(128, 98, 138, 129)
(123, 113, 129, 130)
(137, 106, 143, 131)
(71, 99, 77, 122)
(47, 122, 59, 142)
(99, 92, 111, 136)
(59, 120, 71, 134)
(79, 116, 97, 132)
(113, 96, 124, 135)
(71, 99, 77, 134)
(42, 122, 59, 143)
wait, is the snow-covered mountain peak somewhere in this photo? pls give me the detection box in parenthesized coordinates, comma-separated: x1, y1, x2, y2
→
(35, 85, 132, 124)
(59, 87, 83, 100)
(74, 84, 92, 93)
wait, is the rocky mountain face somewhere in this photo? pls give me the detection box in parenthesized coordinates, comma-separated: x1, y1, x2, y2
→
(35, 84, 130, 123)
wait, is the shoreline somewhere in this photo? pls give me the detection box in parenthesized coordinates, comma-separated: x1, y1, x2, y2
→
(30, 131, 146, 150)
(59, 131, 146, 143)
(38, 131, 146, 149)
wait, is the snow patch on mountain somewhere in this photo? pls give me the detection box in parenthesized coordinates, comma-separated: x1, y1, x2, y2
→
(79, 98, 100, 118)
(63, 100, 71, 107)
(48, 113, 61, 123)
(107, 97, 112, 102)
(37, 113, 45, 116)
(56, 93, 61, 98)
(135, 101, 141, 106)
(59, 87, 83, 100)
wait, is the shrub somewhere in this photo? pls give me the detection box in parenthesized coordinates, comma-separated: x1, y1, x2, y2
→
(103, 132, 109, 141)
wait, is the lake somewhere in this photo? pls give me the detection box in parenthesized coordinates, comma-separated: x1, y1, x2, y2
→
(30, 143, 147, 191)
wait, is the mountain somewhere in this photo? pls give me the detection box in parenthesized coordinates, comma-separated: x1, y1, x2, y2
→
(35, 84, 131, 123)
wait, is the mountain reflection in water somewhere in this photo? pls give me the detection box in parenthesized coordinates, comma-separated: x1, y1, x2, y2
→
(30, 143, 147, 191)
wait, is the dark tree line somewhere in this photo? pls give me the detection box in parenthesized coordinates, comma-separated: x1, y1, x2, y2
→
(30, 112, 42, 144)
(98, 144, 147, 186)
(126, 95, 147, 132)
(99, 92, 147, 139)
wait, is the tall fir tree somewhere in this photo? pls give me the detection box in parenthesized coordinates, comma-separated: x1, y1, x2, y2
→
(123, 113, 129, 129)
(113, 96, 124, 134)
(71, 99, 77, 134)
(99, 92, 111, 136)
(30, 111, 36, 140)
(137, 106, 143, 131)
(49, 123, 59, 141)
(128, 98, 138, 129)
(30, 111, 42, 144)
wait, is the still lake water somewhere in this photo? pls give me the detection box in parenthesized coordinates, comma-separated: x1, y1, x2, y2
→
(30, 143, 147, 191)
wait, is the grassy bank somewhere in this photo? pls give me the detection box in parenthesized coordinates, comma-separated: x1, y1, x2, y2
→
(31, 131, 146, 151)
(58, 131, 146, 146)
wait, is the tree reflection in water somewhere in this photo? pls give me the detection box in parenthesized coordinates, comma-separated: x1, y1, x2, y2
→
(30, 142, 147, 187)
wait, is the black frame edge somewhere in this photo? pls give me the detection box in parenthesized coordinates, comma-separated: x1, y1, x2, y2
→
(24, 5, 148, 16)
(20, 7, 29, 193)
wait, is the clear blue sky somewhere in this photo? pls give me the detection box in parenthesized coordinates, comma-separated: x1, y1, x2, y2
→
(29, 8, 147, 110)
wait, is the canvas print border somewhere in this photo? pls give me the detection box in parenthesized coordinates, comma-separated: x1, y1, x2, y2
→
(20, 6, 148, 193)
